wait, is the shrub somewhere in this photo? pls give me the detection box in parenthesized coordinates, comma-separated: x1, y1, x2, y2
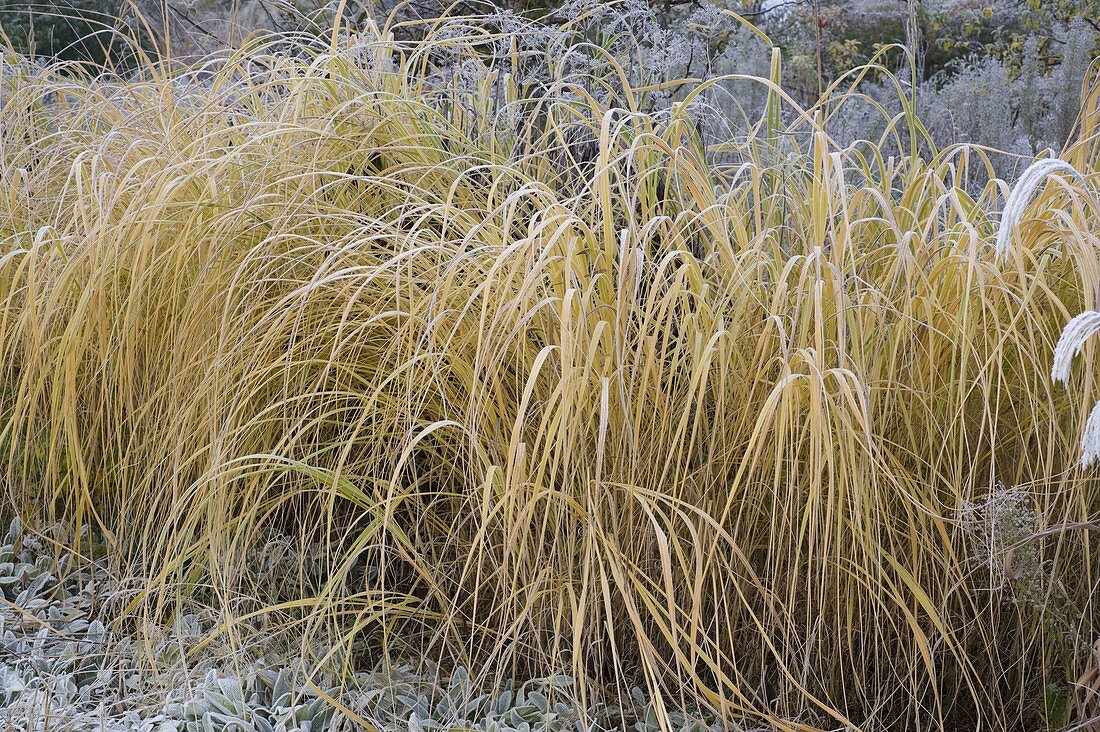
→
(0, 0, 130, 64)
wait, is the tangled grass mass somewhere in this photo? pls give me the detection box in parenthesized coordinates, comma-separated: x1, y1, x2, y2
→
(1, 4, 1100, 730)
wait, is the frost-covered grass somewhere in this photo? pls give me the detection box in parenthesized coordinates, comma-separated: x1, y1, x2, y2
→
(1, 4, 1100, 731)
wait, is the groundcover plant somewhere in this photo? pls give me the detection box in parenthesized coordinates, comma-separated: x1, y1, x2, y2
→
(1, 3, 1099, 730)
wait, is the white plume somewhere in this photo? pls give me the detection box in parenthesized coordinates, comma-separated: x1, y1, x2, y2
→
(1081, 400, 1100, 467)
(995, 158, 1086, 259)
(1051, 310, 1100, 385)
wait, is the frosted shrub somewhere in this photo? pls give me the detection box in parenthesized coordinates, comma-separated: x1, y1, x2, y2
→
(418, 0, 770, 121)
(921, 20, 1098, 159)
(921, 55, 1031, 156)
(1011, 22, 1097, 152)
(1042, 20, 1096, 148)
(822, 78, 908, 152)
(399, 0, 776, 164)
(956, 485, 1044, 596)
(689, 15, 771, 138)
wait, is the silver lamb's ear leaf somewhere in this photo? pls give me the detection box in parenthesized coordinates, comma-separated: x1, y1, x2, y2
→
(183, 698, 209, 719)
(218, 677, 247, 705)
(314, 700, 336, 724)
(461, 693, 489, 719)
(547, 673, 572, 689)
(527, 691, 548, 712)
(5, 517, 20, 545)
(273, 669, 292, 703)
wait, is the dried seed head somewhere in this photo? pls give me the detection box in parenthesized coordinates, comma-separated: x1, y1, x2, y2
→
(1081, 400, 1100, 467)
(995, 158, 1086, 259)
(1051, 310, 1100, 385)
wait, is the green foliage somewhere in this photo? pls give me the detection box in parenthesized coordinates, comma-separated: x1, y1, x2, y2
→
(0, 0, 131, 65)
(932, 0, 1100, 76)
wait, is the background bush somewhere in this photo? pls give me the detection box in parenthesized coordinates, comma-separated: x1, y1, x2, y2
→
(5, 0, 1097, 153)
(1, 0, 132, 63)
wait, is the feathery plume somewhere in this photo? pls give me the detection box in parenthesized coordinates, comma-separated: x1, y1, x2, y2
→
(995, 158, 1086, 259)
(1051, 311, 1100, 385)
(1081, 400, 1100, 467)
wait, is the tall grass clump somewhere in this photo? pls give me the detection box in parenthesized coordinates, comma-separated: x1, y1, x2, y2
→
(1, 7, 1099, 730)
